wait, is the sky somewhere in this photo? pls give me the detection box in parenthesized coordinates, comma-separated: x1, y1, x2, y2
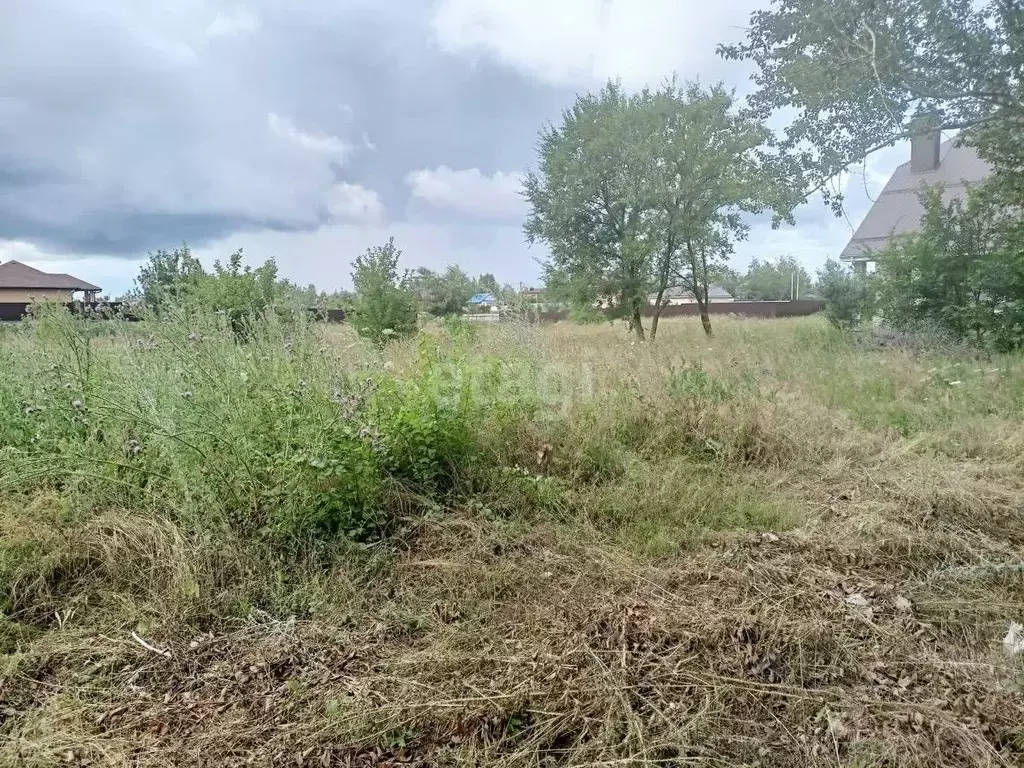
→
(1, 0, 907, 298)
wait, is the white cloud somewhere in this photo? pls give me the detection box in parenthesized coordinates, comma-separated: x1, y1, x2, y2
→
(206, 9, 261, 39)
(39, 220, 541, 299)
(430, 0, 759, 88)
(0, 240, 57, 263)
(194, 220, 541, 293)
(733, 223, 850, 274)
(405, 166, 525, 219)
(268, 113, 353, 162)
(326, 182, 386, 223)
(822, 143, 903, 204)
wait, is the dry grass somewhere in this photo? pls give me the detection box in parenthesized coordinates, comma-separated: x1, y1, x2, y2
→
(3, 316, 1024, 766)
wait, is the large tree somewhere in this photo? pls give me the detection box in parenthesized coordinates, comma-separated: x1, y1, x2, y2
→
(524, 80, 797, 339)
(719, 0, 1024, 210)
(648, 83, 801, 337)
(524, 83, 657, 338)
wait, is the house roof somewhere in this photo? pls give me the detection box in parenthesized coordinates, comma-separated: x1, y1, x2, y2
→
(0, 261, 101, 292)
(469, 292, 497, 304)
(841, 139, 991, 262)
(650, 284, 733, 301)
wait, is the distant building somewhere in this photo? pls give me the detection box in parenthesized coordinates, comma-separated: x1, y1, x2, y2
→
(469, 292, 497, 305)
(468, 292, 499, 313)
(841, 128, 992, 271)
(0, 261, 101, 302)
(516, 286, 562, 312)
(648, 284, 734, 306)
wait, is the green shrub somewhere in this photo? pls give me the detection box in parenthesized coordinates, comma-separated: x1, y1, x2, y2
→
(128, 245, 282, 341)
(277, 439, 383, 540)
(440, 314, 479, 345)
(668, 364, 731, 402)
(350, 238, 418, 346)
(816, 258, 874, 330)
(370, 351, 481, 493)
(874, 184, 1024, 351)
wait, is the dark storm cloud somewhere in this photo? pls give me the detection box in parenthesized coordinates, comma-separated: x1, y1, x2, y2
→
(0, 1, 567, 257)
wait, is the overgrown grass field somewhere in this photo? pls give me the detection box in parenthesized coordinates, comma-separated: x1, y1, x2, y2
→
(2, 310, 1024, 766)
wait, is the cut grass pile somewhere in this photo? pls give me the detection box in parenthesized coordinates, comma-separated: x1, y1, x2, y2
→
(2, 310, 1024, 766)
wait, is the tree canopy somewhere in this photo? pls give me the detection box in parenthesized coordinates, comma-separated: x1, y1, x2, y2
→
(129, 245, 283, 337)
(128, 245, 351, 320)
(720, 0, 1024, 210)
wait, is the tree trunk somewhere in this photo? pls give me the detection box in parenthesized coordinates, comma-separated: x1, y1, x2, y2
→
(650, 304, 664, 341)
(697, 249, 713, 337)
(630, 309, 646, 340)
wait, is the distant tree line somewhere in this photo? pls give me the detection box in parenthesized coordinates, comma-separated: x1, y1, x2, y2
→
(718, 256, 814, 302)
(123, 240, 520, 346)
(125, 245, 356, 316)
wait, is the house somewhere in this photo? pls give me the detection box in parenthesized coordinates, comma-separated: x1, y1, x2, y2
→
(648, 284, 734, 306)
(516, 286, 562, 312)
(469, 292, 497, 306)
(468, 292, 499, 313)
(841, 127, 992, 271)
(0, 261, 101, 302)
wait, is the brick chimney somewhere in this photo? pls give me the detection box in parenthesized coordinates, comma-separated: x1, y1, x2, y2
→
(909, 114, 941, 173)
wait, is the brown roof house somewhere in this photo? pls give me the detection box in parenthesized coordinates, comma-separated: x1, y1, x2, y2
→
(841, 127, 992, 271)
(0, 261, 101, 303)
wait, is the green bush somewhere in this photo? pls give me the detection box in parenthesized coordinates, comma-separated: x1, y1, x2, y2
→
(127, 245, 282, 340)
(874, 185, 1024, 351)
(815, 258, 875, 330)
(350, 238, 418, 346)
(440, 314, 480, 345)
(668, 364, 731, 402)
(372, 378, 475, 492)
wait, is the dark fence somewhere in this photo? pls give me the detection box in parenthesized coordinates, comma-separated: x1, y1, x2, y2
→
(310, 308, 347, 323)
(535, 300, 825, 323)
(0, 302, 136, 322)
(0, 303, 347, 323)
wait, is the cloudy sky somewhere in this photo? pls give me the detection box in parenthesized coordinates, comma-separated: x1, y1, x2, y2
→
(2, 0, 905, 297)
